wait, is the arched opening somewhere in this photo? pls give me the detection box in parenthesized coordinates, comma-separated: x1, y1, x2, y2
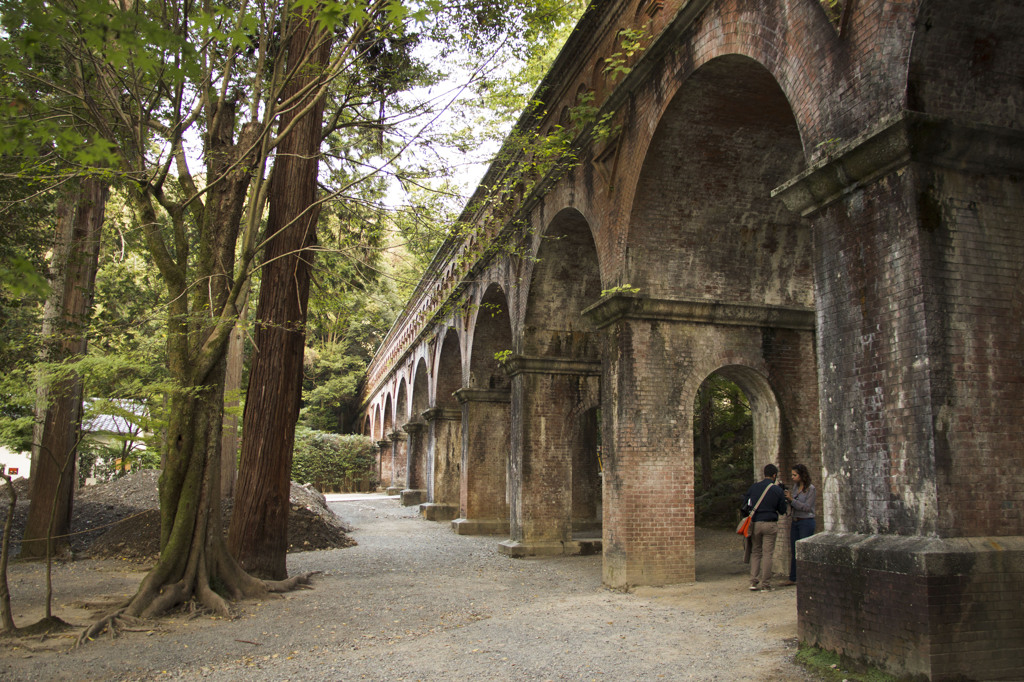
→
(381, 395, 394, 487)
(505, 208, 602, 555)
(692, 373, 754, 529)
(691, 366, 786, 581)
(425, 327, 463, 517)
(626, 55, 810, 307)
(402, 359, 430, 502)
(470, 285, 512, 389)
(393, 379, 409, 488)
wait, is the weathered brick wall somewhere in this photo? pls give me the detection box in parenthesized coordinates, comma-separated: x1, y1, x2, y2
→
(454, 389, 510, 534)
(425, 409, 461, 506)
(509, 369, 601, 546)
(908, 0, 1024, 131)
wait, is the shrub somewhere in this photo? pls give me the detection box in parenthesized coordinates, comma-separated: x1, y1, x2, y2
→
(291, 429, 378, 492)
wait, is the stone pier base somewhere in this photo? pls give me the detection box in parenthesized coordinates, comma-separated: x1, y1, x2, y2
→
(420, 503, 457, 521)
(451, 518, 508, 535)
(498, 538, 602, 557)
(798, 533, 1024, 682)
(400, 489, 425, 506)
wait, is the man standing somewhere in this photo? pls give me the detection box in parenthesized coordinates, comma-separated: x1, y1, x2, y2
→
(743, 463, 788, 591)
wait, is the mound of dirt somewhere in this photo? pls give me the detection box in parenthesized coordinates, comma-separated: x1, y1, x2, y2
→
(4, 471, 355, 561)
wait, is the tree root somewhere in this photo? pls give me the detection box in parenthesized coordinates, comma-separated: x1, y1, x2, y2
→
(77, 610, 150, 646)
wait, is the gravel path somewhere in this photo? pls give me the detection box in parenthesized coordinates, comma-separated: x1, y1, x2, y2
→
(0, 495, 820, 681)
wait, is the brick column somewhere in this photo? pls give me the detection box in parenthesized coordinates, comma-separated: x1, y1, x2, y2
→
(387, 430, 407, 494)
(400, 421, 426, 506)
(451, 388, 509, 535)
(775, 112, 1024, 681)
(420, 407, 461, 521)
(376, 439, 392, 490)
(499, 356, 601, 557)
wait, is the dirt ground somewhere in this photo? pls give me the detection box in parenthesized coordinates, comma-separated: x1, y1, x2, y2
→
(0, 489, 822, 681)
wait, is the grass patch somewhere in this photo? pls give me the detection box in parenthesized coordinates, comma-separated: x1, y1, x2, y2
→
(795, 644, 903, 682)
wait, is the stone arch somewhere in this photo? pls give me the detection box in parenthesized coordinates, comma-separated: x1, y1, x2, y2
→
(434, 327, 462, 408)
(469, 283, 513, 389)
(625, 54, 810, 306)
(695, 365, 781, 483)
(521, 207, 602, 358)
(382, 393, 393, 435)
(392, 378, 409, 487)
(397, 358, 430, 500)
(503, 207, 603, 555)
(690, 364, 790, 579)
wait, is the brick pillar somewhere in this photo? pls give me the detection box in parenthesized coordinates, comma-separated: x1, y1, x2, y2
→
(499, 356, 600, 557)
(387, 430, 407, 494)
(775, 113, 1024, 681)
(451, 388, 510, 535)
(591, 313, 696, 588)
(420, 407, 461, 521)
(400, 421, 425, 506)
(376, 439, 392, 490)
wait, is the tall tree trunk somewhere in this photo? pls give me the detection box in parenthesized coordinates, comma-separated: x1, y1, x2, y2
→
(81, 98, 314, 640)
(228, 12, 332, 580)
(22, 177, 108, 559)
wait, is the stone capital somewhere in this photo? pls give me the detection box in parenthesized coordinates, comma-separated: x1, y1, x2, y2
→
(501, 354, 601, 377)
(402, 421, 425, 435)
(388, 430, 407, 443)
(453, 387, 511, 404)
(772, 111, 1024, 217)
(376, 439, 390, 450)
(422, 407, 462, 422)
(581, 293, 814, 331)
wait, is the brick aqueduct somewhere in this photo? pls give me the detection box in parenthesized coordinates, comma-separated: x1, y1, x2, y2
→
(356, 1, 1023, 679)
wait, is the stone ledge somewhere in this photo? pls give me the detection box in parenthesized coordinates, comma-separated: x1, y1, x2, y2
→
(420, 503, 458, 521)
(453, 388, 510, 405)
(502, 355, 601, 377)
(582, 293, 814, 331)
(451, 518, 509, 535)
(798, 531, 1024, 575)
(498, 538, 603, 557)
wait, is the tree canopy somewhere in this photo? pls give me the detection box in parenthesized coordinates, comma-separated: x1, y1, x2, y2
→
(0, 0, 589, 637)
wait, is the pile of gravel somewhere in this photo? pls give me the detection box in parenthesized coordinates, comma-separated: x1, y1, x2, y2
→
(1, 471, 355, 561)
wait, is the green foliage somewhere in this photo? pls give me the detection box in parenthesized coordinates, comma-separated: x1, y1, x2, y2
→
(693, 375, 754, 527)
(603, 28, 649, 83)
(600, 283, 640, 297)
(291, 429, 378, 491)
(795, 644, 898, 682)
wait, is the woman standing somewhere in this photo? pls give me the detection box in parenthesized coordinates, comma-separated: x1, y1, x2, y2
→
(781, 463, 816, 586)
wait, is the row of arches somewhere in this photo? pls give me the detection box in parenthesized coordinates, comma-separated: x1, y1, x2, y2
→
(355, 0, 1024, 677)
(360, 46, 822, 581)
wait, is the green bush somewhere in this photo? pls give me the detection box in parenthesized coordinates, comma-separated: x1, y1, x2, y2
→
(291, 429, 378, 492)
